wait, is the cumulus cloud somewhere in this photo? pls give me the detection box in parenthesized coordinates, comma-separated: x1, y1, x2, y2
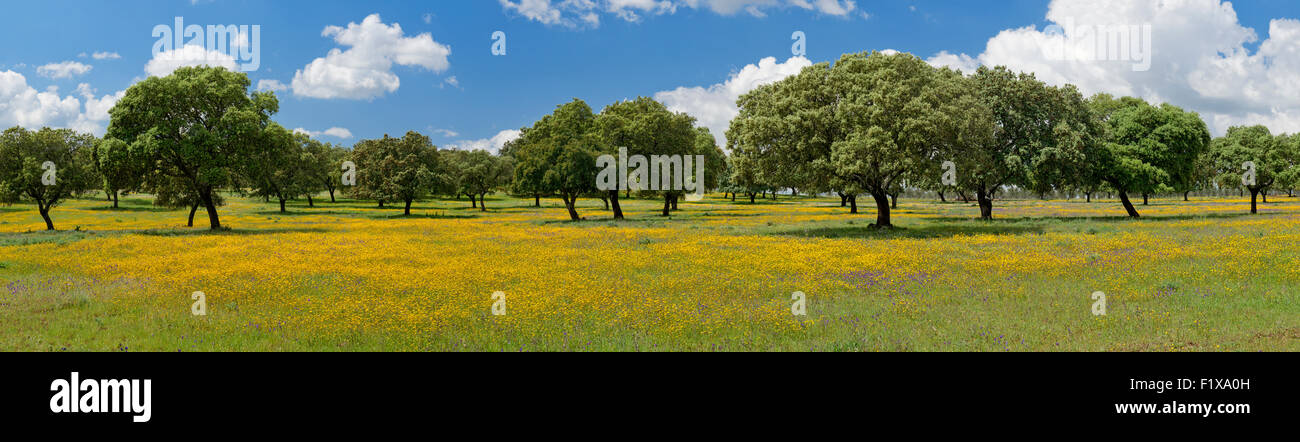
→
(36, 61, 93, 79)
(655, 55, 811, 148)
(924, 0, 1300, 135)
(445, 129, 522, 154)
(144, 44, 239, 78)
(291, 14, 452, 100)
(0, 71, 123, 135)
(293, 127, 354, 139)
(499, 0, 859, 28)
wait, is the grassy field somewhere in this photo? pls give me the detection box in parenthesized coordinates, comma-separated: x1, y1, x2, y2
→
(1, 191, 1297, 351)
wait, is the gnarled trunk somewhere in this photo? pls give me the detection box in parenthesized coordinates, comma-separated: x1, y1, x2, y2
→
(977, 190, 994, 220)
(561, 195, 580, 220)
(870, 192, 891, 227)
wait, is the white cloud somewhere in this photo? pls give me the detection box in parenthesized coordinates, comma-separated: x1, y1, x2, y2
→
(655, 55, 812, 148)
(291, 14, 452, 100)
(924, 0, 1300, 135)
(446, 129, 522, 154)
(36, 61, 93, 79)
(257, 79, 289, 92)
(0, 71, 123, 135)
(293, 127, 354, 139)
(500, 0, 859, 28)
(431, 128, 460, 137)
(92, 52, 122, 60)
(442, 76, 460, 88)
(144, 44, 239, 78)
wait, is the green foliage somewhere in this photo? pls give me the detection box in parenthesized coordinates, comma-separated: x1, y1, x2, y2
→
(297, 134, 348, 203)
(1088, 94, 1211, 217)
(106, 66, 279, 229)
(352, 131, 442, 215)
(92, 137, 140, 207)
(243, 124, 307, 212)
(1207, 125, 1290, 213)
(449, 149, 510, 211)
(0, 127, 98, 230)
(513, 99, 601, 220)
(942, 66, 1100, 218)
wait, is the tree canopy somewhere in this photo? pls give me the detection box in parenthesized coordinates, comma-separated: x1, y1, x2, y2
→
(106, 66, 279, 229)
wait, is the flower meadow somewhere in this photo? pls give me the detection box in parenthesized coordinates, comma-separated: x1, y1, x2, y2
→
(1, 193, 1297, 351)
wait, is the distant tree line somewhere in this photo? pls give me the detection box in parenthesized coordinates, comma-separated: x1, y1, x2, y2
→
(724, 51, 1300, 226)
(2, 58, 1299, 231)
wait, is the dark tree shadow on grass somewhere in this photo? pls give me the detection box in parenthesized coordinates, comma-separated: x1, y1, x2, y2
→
(774, 222, 1046, 240)
(86, 205, 180, 213)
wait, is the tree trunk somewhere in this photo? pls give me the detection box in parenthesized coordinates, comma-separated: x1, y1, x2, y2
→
(662, 194, 672, 217)
(562, 195, 580, 220)
(849, 195, 858, 214)
(839, 193, 848, 207)
(609, 190, 624, 220)
(1118, 191, 1140, 218)
(977, 190, 994, 220)
(600, 195, 609, 210)
(279, 198, 286, 213)
(112, 192, 119, 208)
(328, 188, 336, 203)
(1142, 193, 1149, 205)
(187, 203, 198, 227)
(748, 192, 756, 203)
(1250, 188, 1259, 214)
(39, 205, 54, 231)
(1262, 190, 1268, 204)
(730, 193, 735, 202)
(201, 189, 222, 230)
(378, 200, 385, 208)
(1085, 192, 1092, 203)
(889, 193, 898, 209)
(471, 195, 478, 208)
(871, 192, 891, 227)
(479, 194, 487, 212)
(671, 194, 679, 211)
(1183, 191, 1189, 202)
(535, 194, 541, 207)
(307, 194, 315, 207)
(937, 190, 946, 203)
(404, 199, 413, 216)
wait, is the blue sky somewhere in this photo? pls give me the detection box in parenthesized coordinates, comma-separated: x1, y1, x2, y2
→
(3, 0, 1300, 150)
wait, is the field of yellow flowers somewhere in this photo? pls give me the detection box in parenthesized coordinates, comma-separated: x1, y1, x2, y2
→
(1, 192, 1297, 351)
